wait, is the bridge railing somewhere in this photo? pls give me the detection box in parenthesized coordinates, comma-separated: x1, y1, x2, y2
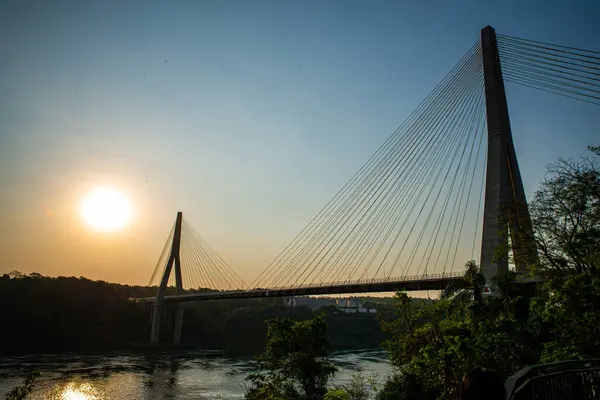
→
(262, 270, 466, 292)
(136, 270, 468, 301)
(505, 360, 600, 400)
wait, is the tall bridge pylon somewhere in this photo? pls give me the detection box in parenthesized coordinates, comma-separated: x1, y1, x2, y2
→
(144, 26, 600, 340)
(480, 26, 538, 284)
(150, 212, 184, 345)
(149, 211, 246, 345)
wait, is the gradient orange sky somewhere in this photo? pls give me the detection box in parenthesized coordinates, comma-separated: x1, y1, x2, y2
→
(1, 1, 598, 287)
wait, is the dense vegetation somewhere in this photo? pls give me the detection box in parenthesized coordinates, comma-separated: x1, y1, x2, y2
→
(4, 145, 599, 400)
(243, 145, 600, 399)
(0, 272, 389, 356)
(245, 315, 337, 400)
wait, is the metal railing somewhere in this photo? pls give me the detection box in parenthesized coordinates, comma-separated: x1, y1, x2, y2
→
(263, 270, 467, 291)
(506, 360, 600, 400)
(135, 270, 468, 301)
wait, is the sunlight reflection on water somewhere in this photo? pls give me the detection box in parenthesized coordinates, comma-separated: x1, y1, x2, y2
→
(60, 383, 99, 400)
(0, 350, 393, 399)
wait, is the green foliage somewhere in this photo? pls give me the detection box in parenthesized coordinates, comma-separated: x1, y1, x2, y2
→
(0, 273, 385, 356)
(380, 267, 538, 399)
(0, 273, 150, 354)
(327, 372, 378, 400)
(532, 273, 600, 362)
(323, 312, 389, 351)
(245, 315, 337, 400)
(377, 373, 439, 400)
(4, 371, 40, 400)
(376, 145, 600, 399)
(440, 260, 486, 313)
(528, 146, 600, 274)
(588, 145, 600, 156)
(324, 389, 350, 400)
(345, 373, 377, 400)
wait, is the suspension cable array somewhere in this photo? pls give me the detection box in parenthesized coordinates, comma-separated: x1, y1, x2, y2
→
(497, 34, 600, 106)
(250, 40, 488, 290)
(143, 30, 599, 296)
(149, 217, 247, 291)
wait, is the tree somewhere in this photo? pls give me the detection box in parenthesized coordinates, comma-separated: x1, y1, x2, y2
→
(377, 372, 439, 400)
(245, 314, 337, 400)
(326, 372, 378, 400)
(380, 263, 538, 399)
(526, 147, 600, 274)
(440, 260, 486, 309)
(530, 273, 600, 362)
(324, 389, 350, 400)
(377, 145, 600, 399)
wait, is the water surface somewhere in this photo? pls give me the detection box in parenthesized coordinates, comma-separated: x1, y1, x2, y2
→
(0, 350, 393, 399)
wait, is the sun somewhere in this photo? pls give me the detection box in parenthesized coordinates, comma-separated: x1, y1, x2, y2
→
(80, 187, 132, 231)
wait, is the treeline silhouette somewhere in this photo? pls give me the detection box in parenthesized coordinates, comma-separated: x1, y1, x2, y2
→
(0, 272, 389, 356)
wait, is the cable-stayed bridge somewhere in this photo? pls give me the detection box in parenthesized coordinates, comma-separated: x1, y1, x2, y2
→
(140, 26, 600, 344)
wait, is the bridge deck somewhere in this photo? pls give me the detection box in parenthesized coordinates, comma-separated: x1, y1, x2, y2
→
(139, 272, 469, 303)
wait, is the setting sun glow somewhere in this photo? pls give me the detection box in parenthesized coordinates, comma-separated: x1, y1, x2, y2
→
(80, 187, 132, 231)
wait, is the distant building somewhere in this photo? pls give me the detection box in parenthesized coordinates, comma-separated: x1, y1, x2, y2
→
(285, 297, 297, 307)
(285, 296, 378, 314)
(335, 298, 363, 308)
(284, 296, 336, 309)
(333, 297, 378, 314)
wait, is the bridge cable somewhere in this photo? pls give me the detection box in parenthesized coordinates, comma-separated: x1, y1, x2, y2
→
(419, 86, 486, 278)
(420, 107, 484, 278)
(148, 223, 175, 286)
(369, 58, 484, 281)
(276, 41, 482, 288)
(471, 150, 487, 260)
(397, 71, 484, 280)
(188, 229, 230, 290)
(300, 39, 482, 288)
(497, 34, 600, 60)
(181, 223, 208, 289)
(255, 40, 486, 289)
(308, 54, 481, 286)
(444, 94, 487, 274)
(496, 35, 600, 106)
(181, 225, 206, 290)
(249, 40, 484, 289)
(344, 49, 485, 284)
(322, 45, 486, 285)
(184, 218, 247, 289)
(176, 218, 246, 291)
(187, 224, 218, 290)
(382, 53, 485, 280)
(500, 59, 600, 91)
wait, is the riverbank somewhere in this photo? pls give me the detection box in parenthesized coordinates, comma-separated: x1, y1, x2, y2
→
(0, 349, 393, 399)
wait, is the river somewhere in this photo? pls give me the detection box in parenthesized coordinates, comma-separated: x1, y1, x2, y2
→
(0, 350, 394, 399)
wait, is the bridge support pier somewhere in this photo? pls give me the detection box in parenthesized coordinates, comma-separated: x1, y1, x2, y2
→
(151, 211, 185, 345)
(173, 304, 184, 345)
(480, 26, 538, 291)
(150, 304, 163, 344)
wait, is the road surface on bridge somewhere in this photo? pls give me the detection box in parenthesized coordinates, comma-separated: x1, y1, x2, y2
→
(140, 272, 468, 303)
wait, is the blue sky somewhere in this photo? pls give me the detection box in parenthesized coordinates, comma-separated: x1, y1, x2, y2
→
(1, 0, 598, 285)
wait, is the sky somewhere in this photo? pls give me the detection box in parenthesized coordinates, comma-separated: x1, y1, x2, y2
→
(1, 0, 599, 287)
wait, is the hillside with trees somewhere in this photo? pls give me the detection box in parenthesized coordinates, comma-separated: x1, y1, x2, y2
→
(0, 272, 389, 356)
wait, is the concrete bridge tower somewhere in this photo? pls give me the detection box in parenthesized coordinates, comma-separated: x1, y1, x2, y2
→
(150, 212, 185, 345)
